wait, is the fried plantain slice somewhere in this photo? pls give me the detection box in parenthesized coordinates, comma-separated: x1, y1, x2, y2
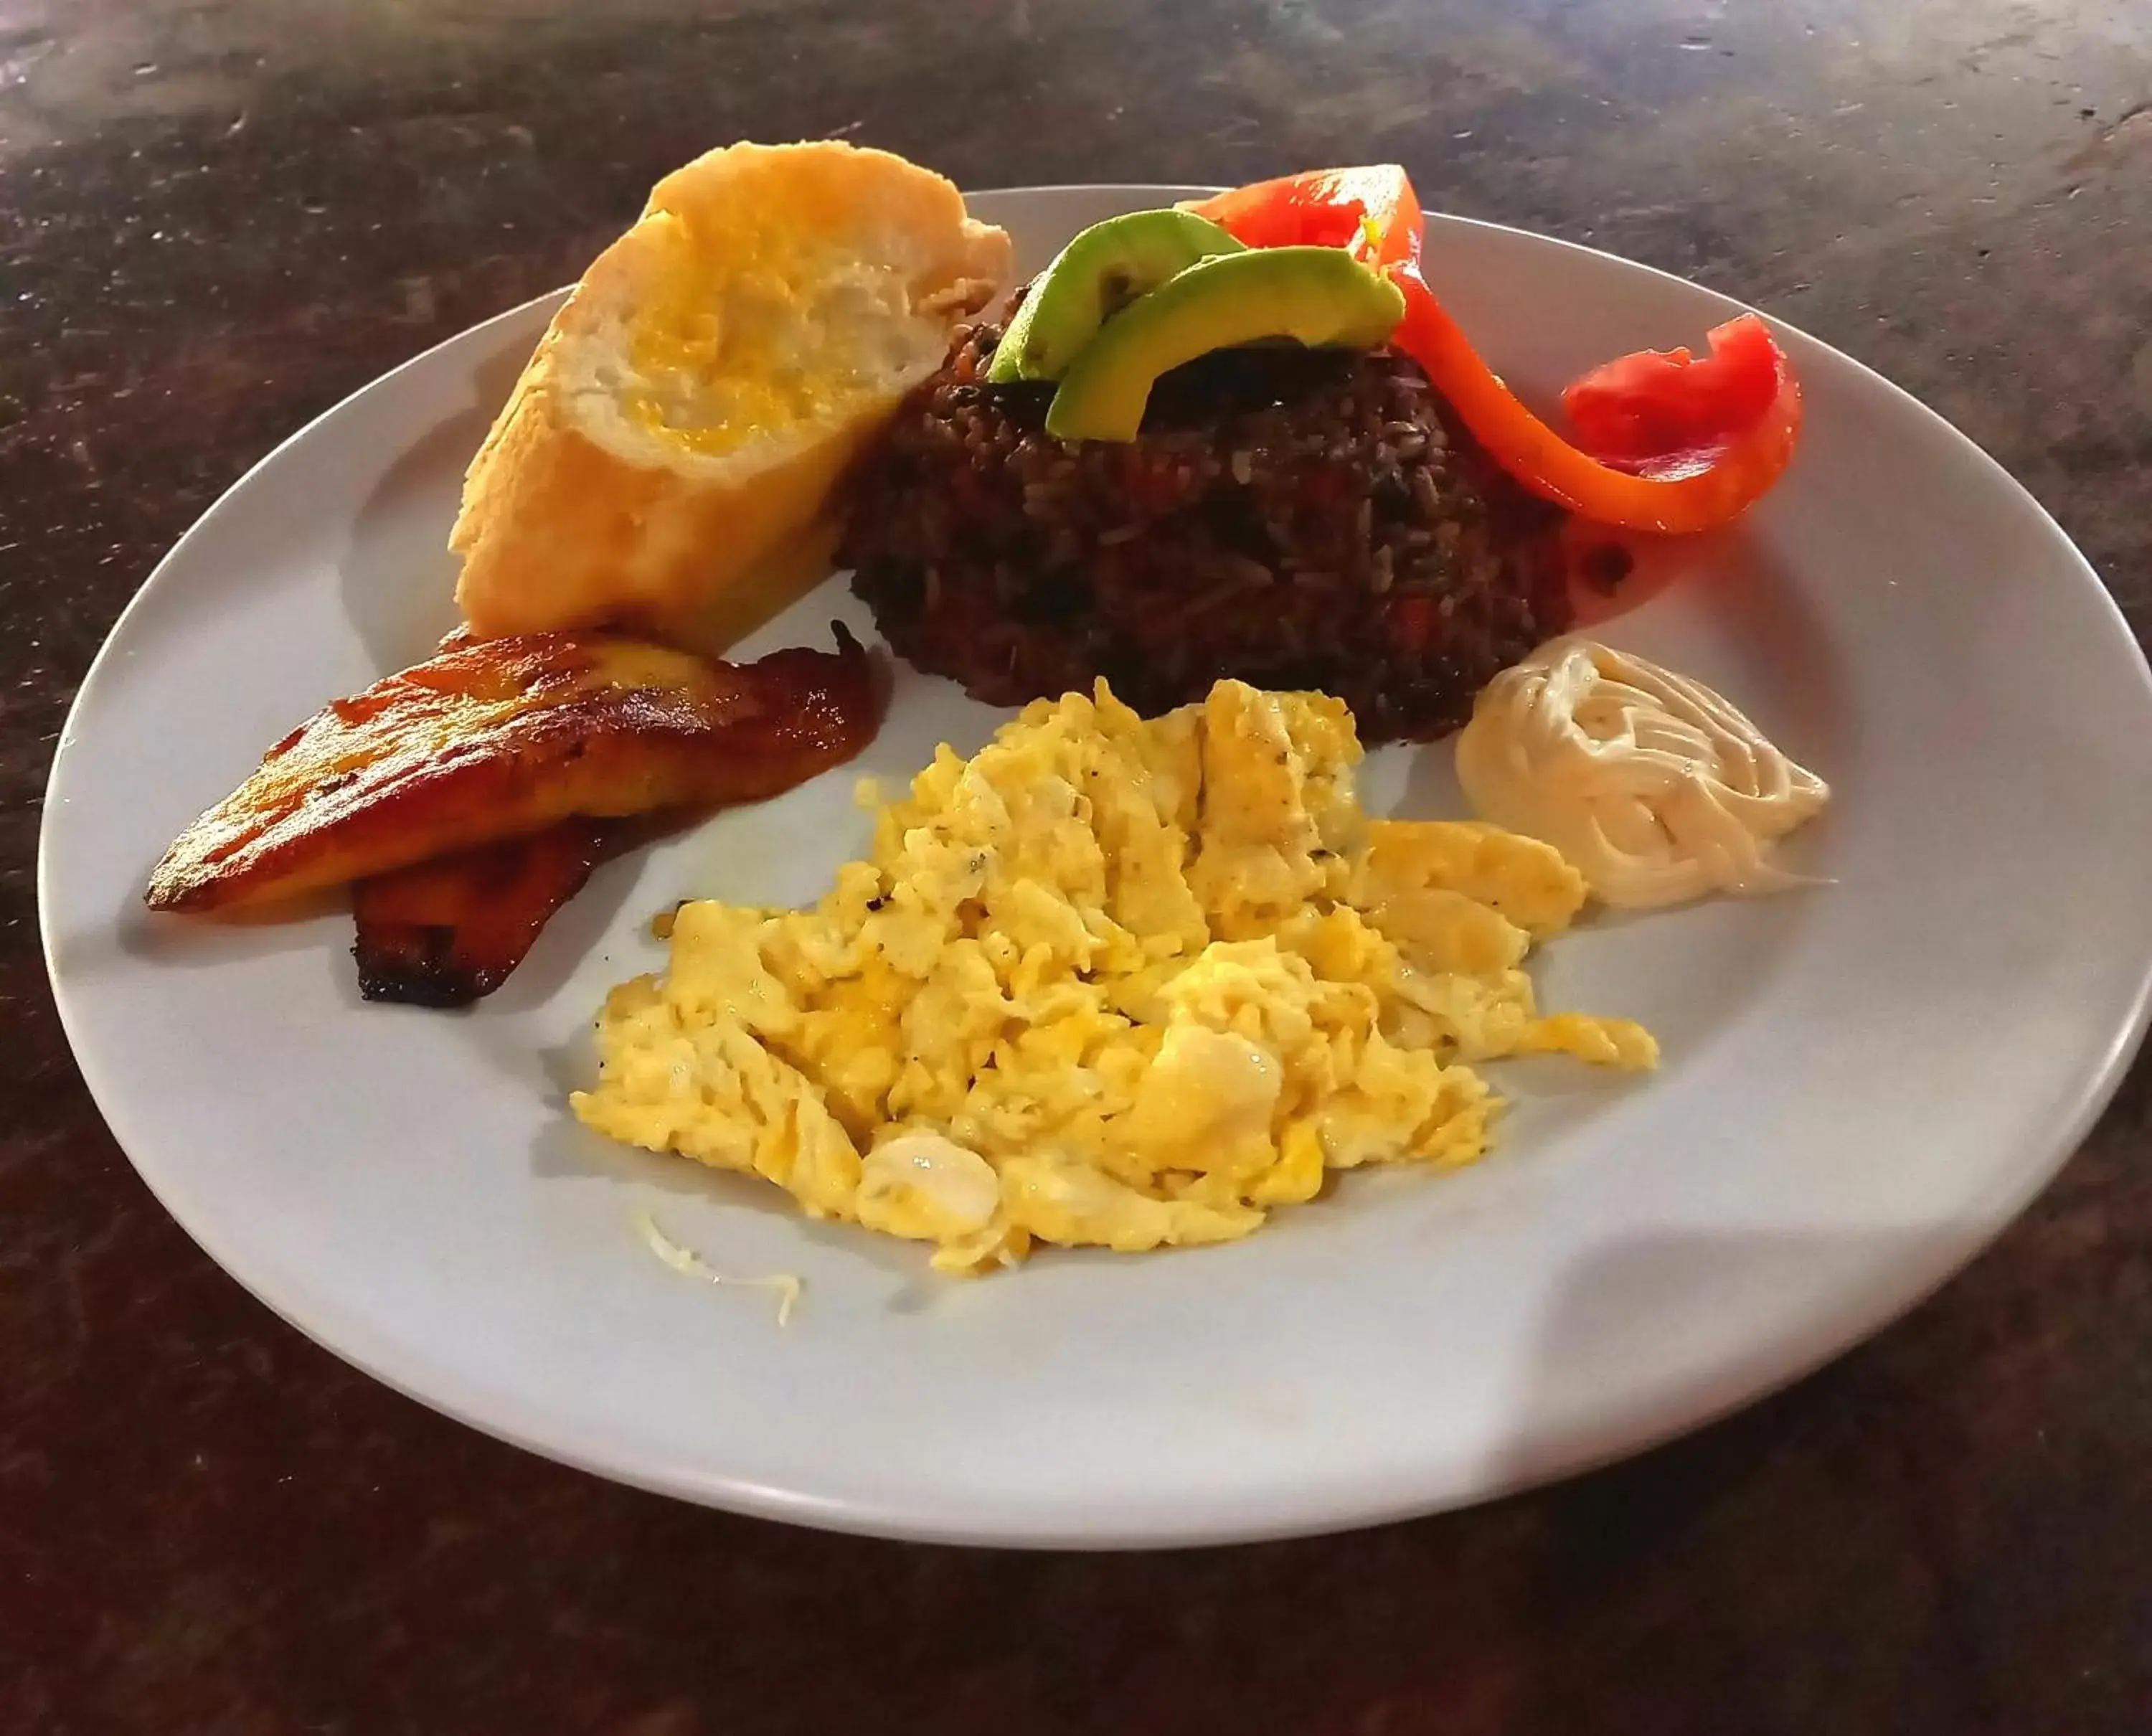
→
(146, 627, 878, 912)
(351, 819, 613, 1007)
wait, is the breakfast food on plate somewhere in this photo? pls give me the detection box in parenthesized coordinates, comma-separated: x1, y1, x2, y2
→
(451, 140, 1011, 648)
(844, 334, 1569, 744)
(148, 629, 877, 913)
(572, 678, 1655, 1275)
(843, 227, 1567, 746)
(984, 208, 1247, 386)
(136, 143, 1836, 1286)
(146, 628, 882, 1001)
(842, 165, 1803, 743)
(351, 819, 613, 1005)
(1455, 638, 1829, 907)
(1184, 168, 1803, 534)
(1021, 244, 1409, 443)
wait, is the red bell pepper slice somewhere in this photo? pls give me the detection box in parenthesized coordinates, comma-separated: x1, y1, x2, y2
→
(1389, 268, 1803, 531)
(1192, 167, 1803, 534)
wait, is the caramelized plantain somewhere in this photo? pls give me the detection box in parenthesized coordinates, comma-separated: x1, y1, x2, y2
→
(352, 820, 612, 1007)
(146, 628, 878, 912)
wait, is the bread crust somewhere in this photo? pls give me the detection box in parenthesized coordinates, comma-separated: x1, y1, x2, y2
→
(450, 141, 1009, 644)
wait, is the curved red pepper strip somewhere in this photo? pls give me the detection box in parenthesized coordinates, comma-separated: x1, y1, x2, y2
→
(1189, 166, 1803, 534)
(1387, 263, 1803, 534)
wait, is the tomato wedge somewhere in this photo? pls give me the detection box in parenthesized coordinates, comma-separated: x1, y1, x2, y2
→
(1184, 166, 1422, 270)
(1560, 315, 1788, 471)
(1192, 166, 1803, 534)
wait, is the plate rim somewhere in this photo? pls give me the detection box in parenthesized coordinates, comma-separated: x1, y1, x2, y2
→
(38, 185, 2152, 1548)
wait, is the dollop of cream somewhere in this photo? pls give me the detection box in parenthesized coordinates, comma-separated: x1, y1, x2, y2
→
(1455, 638, 1828, 909)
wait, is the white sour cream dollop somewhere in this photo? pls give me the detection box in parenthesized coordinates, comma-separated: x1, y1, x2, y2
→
(1455, 637, 1828, 909)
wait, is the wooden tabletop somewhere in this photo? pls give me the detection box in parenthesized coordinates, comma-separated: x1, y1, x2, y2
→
(6, 2, 2150, 1730)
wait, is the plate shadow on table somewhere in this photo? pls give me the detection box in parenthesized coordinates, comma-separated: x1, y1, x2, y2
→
(336, 341, 527, 671)
(450, 1237, 1964, 1736)
(1479, 1222, 1935, 1505)
(1095, 1232, 1944, 1723)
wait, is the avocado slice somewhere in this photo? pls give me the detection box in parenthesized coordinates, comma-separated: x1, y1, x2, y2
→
(1043, 246, 1407, 443)
(986, 209, 1246, 385)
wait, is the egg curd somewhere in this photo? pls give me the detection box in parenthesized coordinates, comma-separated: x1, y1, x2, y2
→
(572, 680, 1656, 1275)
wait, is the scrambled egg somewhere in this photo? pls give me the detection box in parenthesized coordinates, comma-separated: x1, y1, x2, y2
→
(572, 681, 1656, 1274)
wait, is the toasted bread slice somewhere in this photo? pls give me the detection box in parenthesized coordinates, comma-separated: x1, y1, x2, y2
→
(450, 141, 1010, 647)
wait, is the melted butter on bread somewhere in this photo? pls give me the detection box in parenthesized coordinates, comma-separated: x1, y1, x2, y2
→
(451, 141, 1010, 646)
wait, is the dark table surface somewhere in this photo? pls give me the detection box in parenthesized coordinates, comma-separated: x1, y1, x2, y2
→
(6, 1, 2151, 1731)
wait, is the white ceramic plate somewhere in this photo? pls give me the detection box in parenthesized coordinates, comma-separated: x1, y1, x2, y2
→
(41, 187, 2152, 1547)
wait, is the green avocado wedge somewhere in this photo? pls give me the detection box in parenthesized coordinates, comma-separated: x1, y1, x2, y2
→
(1043, 247, 1407, 443)
(986, 209, 1246, 385)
